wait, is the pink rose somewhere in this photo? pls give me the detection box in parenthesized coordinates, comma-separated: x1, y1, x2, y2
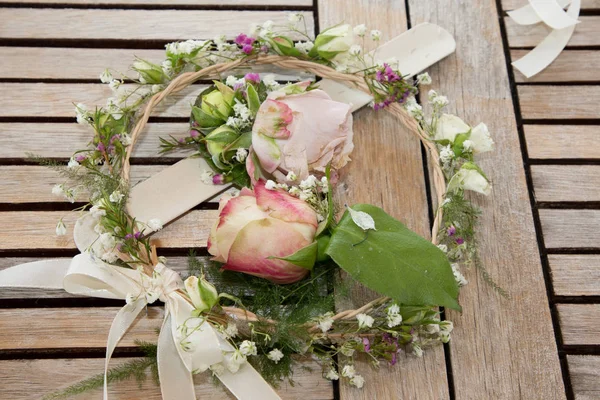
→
(207, 180, 318, 284)
(247, 84, 353, 183)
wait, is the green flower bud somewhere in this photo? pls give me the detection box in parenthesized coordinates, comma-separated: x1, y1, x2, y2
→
(204, 125, 239, 157)
(269, 36, 302, 57)
(132, 59, 165, 84)
(201, 90, 233, 120)
(184, 275, 219, 314)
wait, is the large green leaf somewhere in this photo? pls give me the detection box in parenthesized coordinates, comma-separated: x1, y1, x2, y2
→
(326, 204, 461, 311)
(268, 241, 317, 270)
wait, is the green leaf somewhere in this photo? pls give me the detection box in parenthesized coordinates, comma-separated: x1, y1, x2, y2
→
(326, 204, 461, 311)
(191, 105, 224, 128)
(246, 84, 261, 115)
(452, 132, 469, 157)
(269, 241, 317, 270)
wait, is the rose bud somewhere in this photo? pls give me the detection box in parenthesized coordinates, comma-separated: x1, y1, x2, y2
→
(246, 83, 353, 184)
(184, 275, 219, 314)
(200, 82, 235, 120)
(309, 24, 355, 61)
(208, 180, 318, 284)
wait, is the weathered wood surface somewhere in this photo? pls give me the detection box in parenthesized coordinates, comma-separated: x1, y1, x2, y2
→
(531, 165, 600, 202)
(525, 125, 600, 159)
(506, 16, 600, 47)
(0, 9, 313, 40)
(0, 210, 217, 249)
(0, 47, 311, 81)
(502, 0, 600, 9)
(539, 209, 600, 249)
(0, 83, 205, 118)
(0, 358, 332, 400)
(409, 0, 566, 399)
(318, 1, 450, 399)
(568, 355, 600, 400)
(13, 0, 312, 4)
(518, 86, 600, 120)
(0, 123, 188, 159)
(558, 304, 600, 345)
(549, 255, 600, 296)
(511, 50, 600, 83)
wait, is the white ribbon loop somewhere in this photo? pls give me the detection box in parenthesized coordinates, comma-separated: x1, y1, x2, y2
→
(509, 0, 581, 78)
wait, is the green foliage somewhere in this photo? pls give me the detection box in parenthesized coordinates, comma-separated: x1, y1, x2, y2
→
(327, 204, 461, 310)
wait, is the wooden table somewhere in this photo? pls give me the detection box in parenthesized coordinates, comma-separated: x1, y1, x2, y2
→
(0, 0, 597, 399)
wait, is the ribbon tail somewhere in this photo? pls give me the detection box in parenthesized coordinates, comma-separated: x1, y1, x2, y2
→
(0, 259, 70, 289)
(157, 312, 196, 400)
(512, 0, 581, 78)
(103, 298, 147, 400)
(508, 0, 571, 25)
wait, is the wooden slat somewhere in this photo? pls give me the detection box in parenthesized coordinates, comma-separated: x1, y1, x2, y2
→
(0, 123, 188, 159)
(558, 304, 600, 345)
(0, 210, 217, 249)
(0, 307, 162, 349)
(0, 358, 331, 400)
(539, 209, 600, 249)
(568, 355, 600, 400)
(0, 9, 313, 40)
(0, 47, 312, 81)
(525, 125, 600, 160)
(409, 1, 565, 399)
(549, 255, 600, 296)
(519, 86, 600, 120)
(531, 165, 600, 202)
(511, 50, 600, 83)
(506, 16, 600, 47)
(0, 165, 165, 203)
(0, 83, 204, 118)
(502, 0, 600, 10)
(12, 0, 312, 4)
(318, 1, 450, 399)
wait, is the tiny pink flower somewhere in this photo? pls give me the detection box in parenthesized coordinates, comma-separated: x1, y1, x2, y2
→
(190, 130, 199, 138)
(242, 44, 253, 54)
(244, 73, 260, 84)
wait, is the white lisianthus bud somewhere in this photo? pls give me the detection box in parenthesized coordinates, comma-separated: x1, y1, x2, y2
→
(468, 123, 494, 154)
(55, 219, 67, 236)
(184, 275, 219, 313)
(353, 24, 367, 37)
(435, 114, 470, 143)
(267, 348, 284, 363)
(356, 313, 374, 329)
(448, 163, 492, 196)
(313, 24, 354, 61)
(239, 340, 258, 356)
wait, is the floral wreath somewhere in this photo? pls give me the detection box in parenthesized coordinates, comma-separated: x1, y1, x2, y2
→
(27, 16, 499, 400)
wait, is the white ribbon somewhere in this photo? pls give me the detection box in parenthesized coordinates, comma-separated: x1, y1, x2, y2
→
(509, 0, 581, 78)
(0, 214, 281, 400)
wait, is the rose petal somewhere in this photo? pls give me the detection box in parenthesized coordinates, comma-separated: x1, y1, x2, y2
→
(254, 180, 318, 228)
(214, 194, 268, 260)
(252, 133, 282, 173)
(254, 99, 293, 139)
(224, 217, 311, 284)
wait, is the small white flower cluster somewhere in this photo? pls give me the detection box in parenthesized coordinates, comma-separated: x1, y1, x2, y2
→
(341, 365, 365, 388)
(166, 40, 209, 56)
(287, 12, 303, 24)
(75, 103, 91, 125)
(267, 348, 284, 363)
(386, 303, 403, 328)
(353, 24, 367, 37)
(295, 41, 314, 55)
(416, 72, 432, 85)
(176, 316, 205, 352)
(52, 183, 76, 203)
(201, 169, 214, 185)
(55, 218, 67, 236)
(234, 148, 248, 163)
(356, 313, 374, 329)
(250, 20, 275, 39)
(225, 340, 257, 373)
(313, 311, 335, 333)
(404, 96, 423, 120)
(428, 89, 449, 108)
(263, 74, 280, 91)
(451, 263, 468, 286)
(109, 190, 124, 203)
(225, 75, 245, 88)
(227, 99, 253, 129)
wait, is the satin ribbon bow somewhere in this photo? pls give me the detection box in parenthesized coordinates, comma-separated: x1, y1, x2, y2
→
(0, 214, 281, 400)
